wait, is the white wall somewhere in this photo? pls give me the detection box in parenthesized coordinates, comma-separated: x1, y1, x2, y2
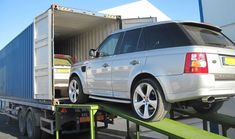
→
(201, 0, 235, 42)
(100, 0, 170, 21)
(201, 0, 235, 138)
(221, 24, 235, 42)
(201, 0, 235, 26)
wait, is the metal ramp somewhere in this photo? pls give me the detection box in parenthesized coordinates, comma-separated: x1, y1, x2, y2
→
(55, 103, 228, 139)
(174, 108, 235, 137)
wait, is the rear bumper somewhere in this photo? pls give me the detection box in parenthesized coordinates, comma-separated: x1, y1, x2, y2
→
(54, 73, 70, 88)
(157, 74, 235, 103)
(54, 79, 69, 87)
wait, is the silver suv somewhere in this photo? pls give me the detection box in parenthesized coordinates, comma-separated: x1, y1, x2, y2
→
(68, 21, 235, 121)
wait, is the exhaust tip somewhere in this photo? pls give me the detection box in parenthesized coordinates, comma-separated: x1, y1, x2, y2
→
(202, 96, 215, 103)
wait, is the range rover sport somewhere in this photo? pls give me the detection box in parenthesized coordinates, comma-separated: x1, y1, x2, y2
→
(68, 21, 235, 121)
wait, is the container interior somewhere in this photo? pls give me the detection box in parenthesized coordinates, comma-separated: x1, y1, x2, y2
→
(53, 10, 120, 98)
(54, 10, 120, 61)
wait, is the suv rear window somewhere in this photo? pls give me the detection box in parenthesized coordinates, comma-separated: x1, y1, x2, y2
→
(181, 24, 235, 49)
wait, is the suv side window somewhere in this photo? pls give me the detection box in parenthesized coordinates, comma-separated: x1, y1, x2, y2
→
(98, 33, 121, 57)
(139, 23, 191, 50)
(138, 25, 172, 50)
(118, 29, 141, 54)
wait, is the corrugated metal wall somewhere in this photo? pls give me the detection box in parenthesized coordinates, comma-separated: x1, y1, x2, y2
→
(0, 24, 34, 99)
(55, 20, 120, 61)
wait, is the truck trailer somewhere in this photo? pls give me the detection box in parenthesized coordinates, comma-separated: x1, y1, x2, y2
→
(0, 4, 157, 139)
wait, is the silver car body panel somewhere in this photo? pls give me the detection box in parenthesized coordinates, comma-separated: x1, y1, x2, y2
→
(112, 51, 146, 99)
(86, 56, 113, 97)
(151, 46, 235, 102)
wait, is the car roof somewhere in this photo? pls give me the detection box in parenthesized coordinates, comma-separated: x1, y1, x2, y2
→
(111, 20, 221, 35)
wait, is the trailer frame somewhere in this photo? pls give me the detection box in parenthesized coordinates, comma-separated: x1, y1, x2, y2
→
(55, 103, 228, 139)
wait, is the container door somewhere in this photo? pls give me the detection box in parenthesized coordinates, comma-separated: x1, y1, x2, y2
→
(122, 17, 157, 29)
(34, 9, 53, 100)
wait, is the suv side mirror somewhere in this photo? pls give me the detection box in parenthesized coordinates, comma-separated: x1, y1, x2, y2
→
(89, 49, 98, 58)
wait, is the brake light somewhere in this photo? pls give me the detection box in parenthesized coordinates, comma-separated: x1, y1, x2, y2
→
(184, 52, 208, 73)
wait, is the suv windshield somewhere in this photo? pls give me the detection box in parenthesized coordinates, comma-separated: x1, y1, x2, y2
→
(182, 24, 235, 49)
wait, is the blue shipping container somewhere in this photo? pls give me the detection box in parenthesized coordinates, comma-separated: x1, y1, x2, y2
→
(0, 24, 34, 100)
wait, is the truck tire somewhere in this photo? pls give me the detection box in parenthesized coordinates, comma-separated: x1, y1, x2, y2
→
(132, 78, 170, 122)
(68, 76, 88, 103)
(26, 111, 41, 139)
(18, 108, 27, 136)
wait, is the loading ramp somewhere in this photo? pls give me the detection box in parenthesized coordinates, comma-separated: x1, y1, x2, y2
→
(55, 103, 228, 139)
(174, 108, 235, 137)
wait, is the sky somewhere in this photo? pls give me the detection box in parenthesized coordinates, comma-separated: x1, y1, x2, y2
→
(0, 0, 200, 50)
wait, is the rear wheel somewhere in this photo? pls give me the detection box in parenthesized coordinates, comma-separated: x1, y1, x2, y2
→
(193, 101, 224, 114)
(69, 76, 88, 103)
(26, 111, 41, 139)
(18, 109, 27, 136)
(132, 78, 170, 121)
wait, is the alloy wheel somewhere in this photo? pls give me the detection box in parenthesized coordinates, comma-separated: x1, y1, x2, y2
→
(69, 79, 79, 103)
(133, 83, 158, 119)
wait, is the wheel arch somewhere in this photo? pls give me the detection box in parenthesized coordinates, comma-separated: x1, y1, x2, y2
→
(130, 73, 167, 101)
(69, 73, 80, 81)
(69, 71, 87, 94)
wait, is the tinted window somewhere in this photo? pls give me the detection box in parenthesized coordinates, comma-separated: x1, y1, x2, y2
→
(138, 23, 191, 50)
(118, 29, 141, 54)
(182, 24, 235, 49)
(98, 33, 120, 57)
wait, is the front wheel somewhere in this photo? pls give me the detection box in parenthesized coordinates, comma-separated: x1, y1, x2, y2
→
(68, 76, 88, 103)
(132, 78, 170, 121)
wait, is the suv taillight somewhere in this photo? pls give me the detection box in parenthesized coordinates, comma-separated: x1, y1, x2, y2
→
(184, 52, 208, 73)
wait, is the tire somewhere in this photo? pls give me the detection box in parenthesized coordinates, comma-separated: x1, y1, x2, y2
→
(68, 76, 88, 103)
(193, 101, 224, 114)
(26, 111, 41, 139)
(132, 78, 170, 121)
(18, 109, 27, 136)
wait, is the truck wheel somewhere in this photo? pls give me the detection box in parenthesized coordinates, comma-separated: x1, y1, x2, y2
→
(132, 78, 170, 121)
(193, 101, 224, 114)
(18, 109, 27, 136)
(68, 76, 88, 103)
(26, 111, 41, 139)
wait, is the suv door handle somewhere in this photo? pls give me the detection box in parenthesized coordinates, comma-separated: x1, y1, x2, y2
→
(130, 60, 140, 65)
(102, 63, 109, 68)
